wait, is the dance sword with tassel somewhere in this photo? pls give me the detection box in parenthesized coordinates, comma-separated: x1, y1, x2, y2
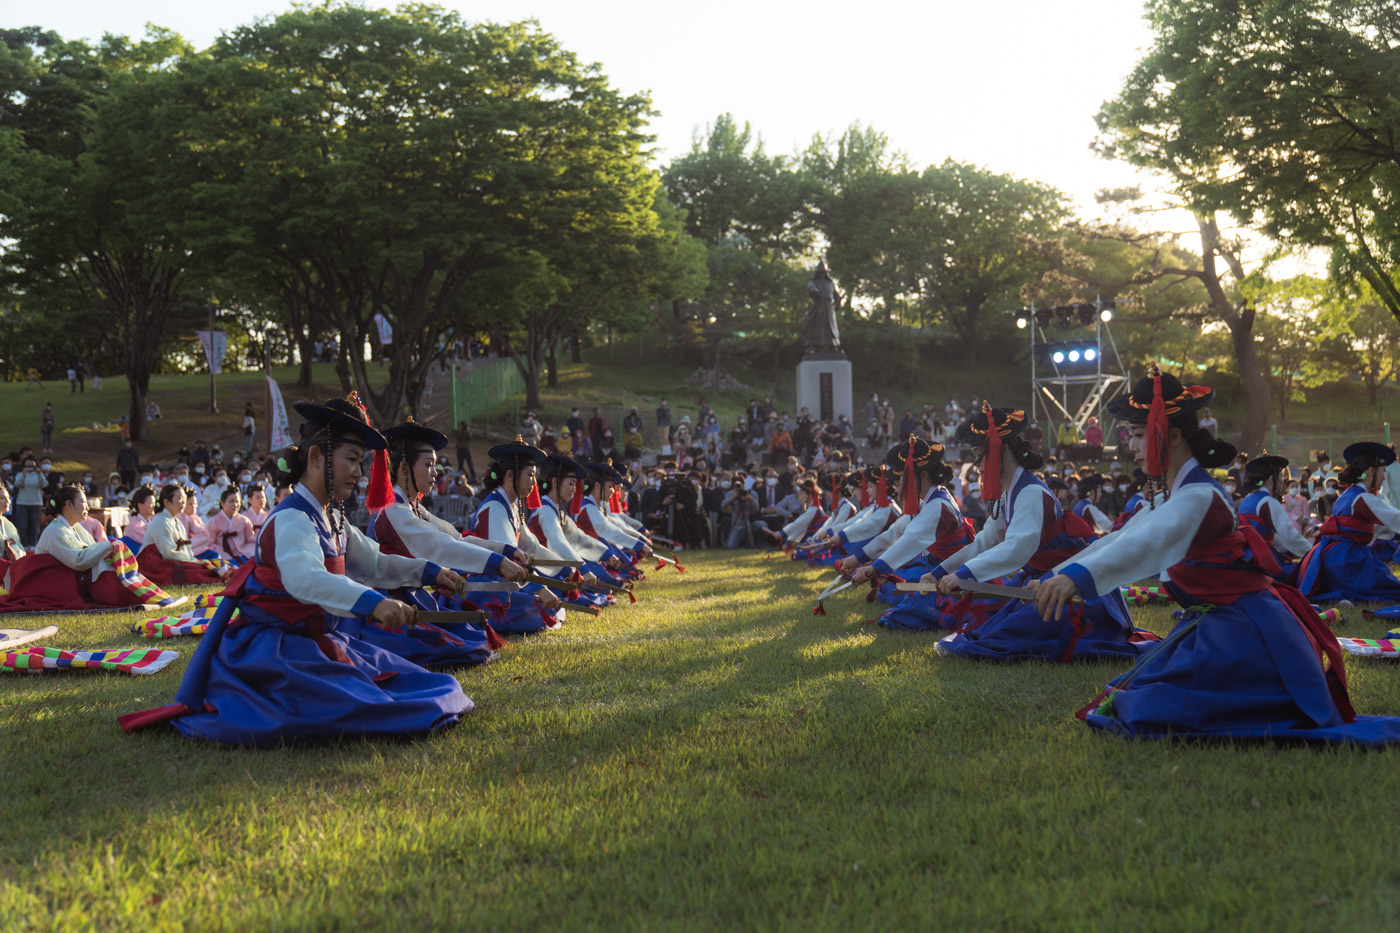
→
(811, 574, 857, 616)
(894, 580, 1082, 603)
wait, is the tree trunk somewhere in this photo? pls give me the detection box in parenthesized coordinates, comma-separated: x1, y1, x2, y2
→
(1198, 216, 1269, 453)
(570, 332, 582, 364)
(546, 343, 558, 389)
(127, 373, 147, 443)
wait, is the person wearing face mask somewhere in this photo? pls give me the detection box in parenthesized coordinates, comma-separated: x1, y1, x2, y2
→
(1297, 443, 1400, 606)
(104, 472, 124, 503)
(1283, 477, 1309, 535)
(0, 485, 23, 571)
(136, 484, 231, 585)
(122, 487, 158, 551)
(1109, 470, 1149, 532)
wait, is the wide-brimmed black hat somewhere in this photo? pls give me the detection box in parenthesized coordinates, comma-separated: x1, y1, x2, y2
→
(293, 400, 386, 450)
(1076, 474, 1106, 495)
(543, 454, 587, 481)
(1244, 454, 1290, 486)
(488, 437, 546, 466)
(952, 407, 1027, 447)
(1343, 442, 1396, 467)
(884, 436, 947, 472)
(586, 461, 623, 485)
(384, 421, 448, 451)
(1105, 372, 1214, 423)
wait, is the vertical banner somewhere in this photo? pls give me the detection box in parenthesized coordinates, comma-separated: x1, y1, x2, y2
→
(373, 314, 394, 346)
(266, 374, 294, 450)
(196, 330, 227, 374)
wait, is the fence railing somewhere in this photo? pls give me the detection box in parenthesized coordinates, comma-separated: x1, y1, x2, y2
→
(1267, 422, 1392, 465)
(450, 359, 525, 430)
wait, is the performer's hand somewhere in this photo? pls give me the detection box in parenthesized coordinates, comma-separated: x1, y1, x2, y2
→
(435, 568, 465, 595)
(848, 565, 873, 585)
(582, 571, 598, 585)
(836, 555, 859, 574)
(937, 574, 962, 595)
(1034, 574, 1079, 622)
(605, 556, 621, 571)
(498, 558, 527, 583)
(536, 589, 563, 611)
(641, 544, 653, 559)
(371, 598, 417, 631)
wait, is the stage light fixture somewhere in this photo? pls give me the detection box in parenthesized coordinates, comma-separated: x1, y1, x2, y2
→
(1016, 315, 1028, 329)
(1076, 303, 1096, 327)
(1084, 347, 1098, 362)
(1068, 349, 1081, 362)
(1100, 308, 1113, 322)
(1051, 350, 1066, 364)
(1056, 306, 1074, 327)
(1034, 308, 1053, 328)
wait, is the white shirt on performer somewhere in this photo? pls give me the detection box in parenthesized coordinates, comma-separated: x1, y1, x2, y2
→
(36, 519, 114, 580)
(853, 513, 912, 562)
(377, 486, 501, 574)
(534, 496, 610, 564)
(939, 467, 1058, 581)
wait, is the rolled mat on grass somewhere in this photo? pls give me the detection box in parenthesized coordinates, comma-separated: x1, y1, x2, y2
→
(1, 646, 179, 674)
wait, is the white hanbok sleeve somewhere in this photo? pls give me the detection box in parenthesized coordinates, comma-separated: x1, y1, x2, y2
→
(36, 521, 112, 572)
(781, 506, 821, 543)
(534, 506, 581, 562)
(264, 510, 432, 618)
(812, 500, 855, 539)
(603, 509, 647, 545)
(563, 517, 610, 561)
(1052, 485, 1217, 599)
(384, 503, 500, 574)
(1087, 503, 1113, 535)
(947, 485, 1055, 582)
(835, 505, 896, 545)
(873, 501, 954, 573)
(146, 513, 196, 561)
(585, 503, 641, 551)
(1261, 496, 1311, 558)
(1359, 491, 1400, 536)
(1381, 462, 1400, 512)
(854, 513, 910, 562)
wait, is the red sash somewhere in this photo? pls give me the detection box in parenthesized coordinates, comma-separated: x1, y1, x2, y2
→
(230, 555, 353, 664)
(1316, 514, 1374, 543)
(1025, 512, 1096, 573)
(1170, 523, 1355, 722)
(927, 518, 976, 561)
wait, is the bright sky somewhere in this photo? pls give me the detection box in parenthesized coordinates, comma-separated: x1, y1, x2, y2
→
(13, 0, 1167, 220)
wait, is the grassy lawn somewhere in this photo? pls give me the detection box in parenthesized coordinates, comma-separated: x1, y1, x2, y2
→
(5, 551, 1400, 930)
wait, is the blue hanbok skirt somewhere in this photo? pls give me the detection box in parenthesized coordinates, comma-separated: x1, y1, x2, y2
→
(1081, 590, 1400, 745)
(170, 601, 471, 747)
(339, 586, 496, 669)
(934, 581, 1143, 662)
(461, 575, 561, 634)
(1298, 536, 1400, 604)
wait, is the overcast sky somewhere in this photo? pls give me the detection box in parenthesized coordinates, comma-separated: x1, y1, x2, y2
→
(14, 0, 1169, 219)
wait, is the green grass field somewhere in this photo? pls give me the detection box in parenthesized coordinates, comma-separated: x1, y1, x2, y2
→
(5, 551, 1400, 931)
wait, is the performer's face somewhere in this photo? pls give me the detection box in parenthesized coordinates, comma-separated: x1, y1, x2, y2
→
(515, 465, 537, 501)
(330, 443, 366, 500)
(558, 477, 576, 502)
(1127, 425, 1148, 467)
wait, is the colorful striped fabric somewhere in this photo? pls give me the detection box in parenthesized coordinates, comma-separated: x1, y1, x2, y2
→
(133, 595, 228, 639)
(1337, 637, 1400, 658)
(1, 646, 178, 674)
(107, 540, 183, 607)
(1119, 585, 1172, 605)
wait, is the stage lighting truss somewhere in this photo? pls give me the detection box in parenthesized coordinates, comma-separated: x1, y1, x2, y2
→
(1002, 298, 1125, 435)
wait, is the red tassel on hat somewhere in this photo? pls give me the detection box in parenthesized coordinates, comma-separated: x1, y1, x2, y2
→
(1146, 365, 1169, 477)
(570, 477, 584, 515)
(525, 476, 542, 509)
(903, 437, 920, 516)
(831, 475, 840, 511)
(875, 469, 889, 507)
(860, 473, 870, 509)
(365, 448, 395, 512)
(981, 403, 1004, 503)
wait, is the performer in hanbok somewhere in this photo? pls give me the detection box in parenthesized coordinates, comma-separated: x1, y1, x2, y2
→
(762, 479, 825, 549)
(136, 485, 229, 585)
(576, 461, 652, 565)
(122, 487, 156, 551)
(1236, 454, 1312, 578)
(241, 484, 271, 534)
(836, 438, 977, 631)
(0, 485, 23, 583)
(529, 455, 625, 595)
(930, 404, 1142, 662)
(207, 488, 257, 565)
(1071, 475, 1113, 536)
(0, 485, 183, 612)
(120, 397, 473, 746)
(1034, 371, 1400, 745)
(179, 490, 217, 560)
(466, 438, 566, 633)
(1297, 442, 1400, 605)
(359, 420, 527, 665)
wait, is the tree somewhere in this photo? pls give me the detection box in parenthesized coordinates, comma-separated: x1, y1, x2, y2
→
(0, 27, 197, 441)
(1111, 0, 1400, 323)
(176, 6, 663, 425)
(1246, 276, 1345, 421)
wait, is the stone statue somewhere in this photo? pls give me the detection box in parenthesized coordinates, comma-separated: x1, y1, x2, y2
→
(803, 260, 842, 354)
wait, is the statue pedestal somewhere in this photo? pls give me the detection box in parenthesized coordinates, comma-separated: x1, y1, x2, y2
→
(796, 353, 853, 425)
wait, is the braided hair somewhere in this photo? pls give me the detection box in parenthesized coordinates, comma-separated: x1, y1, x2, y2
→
(390, 437, 436, 520)
(1142, 411, 1237, 507)
(274, 398, 373, 540)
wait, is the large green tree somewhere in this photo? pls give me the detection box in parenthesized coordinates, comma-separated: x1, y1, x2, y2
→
(0, 27, 197, 440)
